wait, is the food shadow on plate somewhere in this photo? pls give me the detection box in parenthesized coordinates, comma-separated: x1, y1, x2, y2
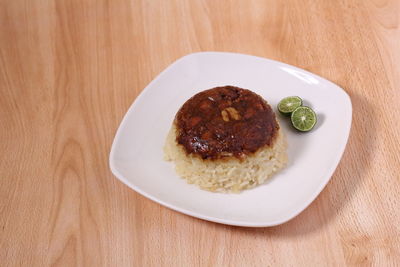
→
(209, 92, 375, 236)
(311, 113, 325, 131)
(276, 113, 307, 170)
(301, 98, 314, 108)
(302, 98, 325, 131)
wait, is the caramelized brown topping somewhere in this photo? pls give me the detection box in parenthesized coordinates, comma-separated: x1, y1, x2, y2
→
(175, 86, 279, 160)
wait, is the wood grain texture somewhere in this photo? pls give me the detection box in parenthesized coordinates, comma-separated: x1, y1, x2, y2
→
(1, 0, 399, 266)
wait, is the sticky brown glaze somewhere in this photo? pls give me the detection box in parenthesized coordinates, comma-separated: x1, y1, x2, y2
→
(175, 86, 279, 160)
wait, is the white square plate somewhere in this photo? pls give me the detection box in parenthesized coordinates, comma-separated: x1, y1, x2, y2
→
(109, 52, 352, 227)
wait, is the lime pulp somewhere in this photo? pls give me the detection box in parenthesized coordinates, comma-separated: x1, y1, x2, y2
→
(290, 106, 317, 132)
(278, 96, 303, 115)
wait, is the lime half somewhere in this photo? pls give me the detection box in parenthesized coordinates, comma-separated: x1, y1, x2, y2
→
(291, 106, 317, 132)
(278, 96, 303, 116)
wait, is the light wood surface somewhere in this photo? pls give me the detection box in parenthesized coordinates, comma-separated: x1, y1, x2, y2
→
(1, 0, 399, 266)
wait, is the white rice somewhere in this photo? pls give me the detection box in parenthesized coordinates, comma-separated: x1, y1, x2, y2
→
(164, 124, 288, 193)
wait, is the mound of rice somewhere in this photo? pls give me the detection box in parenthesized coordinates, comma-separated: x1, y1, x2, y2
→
(164, 123, 287, 193)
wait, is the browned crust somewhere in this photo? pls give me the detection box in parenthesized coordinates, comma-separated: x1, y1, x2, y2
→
(175, 86, 279, 160)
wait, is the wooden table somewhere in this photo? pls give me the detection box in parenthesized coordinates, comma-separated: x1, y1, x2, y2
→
(1, 0, 399, 266)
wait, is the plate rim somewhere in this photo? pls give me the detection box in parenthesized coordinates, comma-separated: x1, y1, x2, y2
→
(109, 51, 353, 227)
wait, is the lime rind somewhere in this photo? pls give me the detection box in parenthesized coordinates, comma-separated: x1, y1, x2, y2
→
(278, 96, 303, 115)
(290, 106, 317, 132)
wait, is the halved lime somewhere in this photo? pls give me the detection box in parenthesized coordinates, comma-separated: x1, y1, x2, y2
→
(291, 106, 317, 132)
(278, 96, 303, 116)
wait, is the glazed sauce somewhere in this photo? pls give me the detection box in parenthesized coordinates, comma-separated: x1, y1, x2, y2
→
(175, 86, 279, 160)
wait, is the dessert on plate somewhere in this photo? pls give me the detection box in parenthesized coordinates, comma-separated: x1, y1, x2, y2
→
(164, 85, 287, 193)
